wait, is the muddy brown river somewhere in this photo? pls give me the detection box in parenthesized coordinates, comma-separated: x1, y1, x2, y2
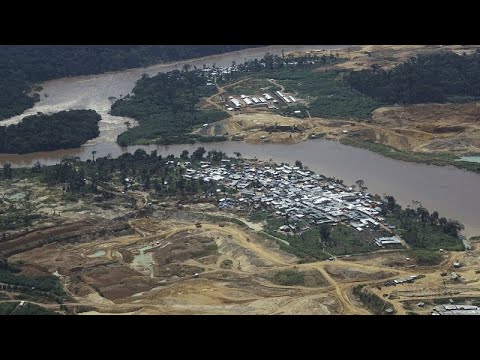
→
(0, 45, 479, 237)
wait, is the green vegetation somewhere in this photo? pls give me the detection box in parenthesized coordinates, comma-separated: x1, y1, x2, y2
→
(0, 302, 59, 315)
(251, 210, 384, 261)
(328, 225, 382, 254)
(271, 269, 305, 286)
(257, 69, 383, 119)
(220, 259, 233, 269)
(352, 285, 394, 315)
(0, 110, 101, 154)
(249, 191, 464, 260)
(0, 208, 44, 231)
(217, 52, 380, 119)
(204, 214, 248, 228)
(0, 45, 260, 120)
(280, 104, 310, 118)
(227, 78, 281, 95)
(17, 148, 234, 204)
(409, 250, 442, 266)
(0, 268, 66, 299)
(382, 195, 464, 251)
(111, 71, 230, 146)
(348, 51, 480, 104)
(340, 137, 480, 174)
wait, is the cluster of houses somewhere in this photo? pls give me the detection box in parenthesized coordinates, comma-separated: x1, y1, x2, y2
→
(202, 65, 239, 86)
(432, 304, 480, 315)
(182, 159, 397, 239)
(226, 90, 297, 111)
(384, 275, 421, 286)
(199, 62, 305, 112)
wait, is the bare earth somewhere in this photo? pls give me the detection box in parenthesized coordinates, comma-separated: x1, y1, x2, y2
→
(2, 45, 480, 314)
(2, 179, 479, 315)
(193, 45, 480, 156)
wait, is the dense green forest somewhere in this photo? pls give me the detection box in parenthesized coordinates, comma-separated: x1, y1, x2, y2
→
(347, 51, 480, 104)
(0, 110, 101, 154)
(111, 71, 229, 145)
(381, 195, 464, 251)
(0, 45, 261, 120)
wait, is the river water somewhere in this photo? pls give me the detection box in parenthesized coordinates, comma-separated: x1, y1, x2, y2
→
(0, 45, 479, 237)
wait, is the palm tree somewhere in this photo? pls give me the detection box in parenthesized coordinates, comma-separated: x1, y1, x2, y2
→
(355, 179, 364, 191)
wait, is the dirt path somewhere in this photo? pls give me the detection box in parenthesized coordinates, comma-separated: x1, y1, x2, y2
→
(267, 78, 285, 93)
(200, 77, 250, 111)
(155, 222, 376, 314)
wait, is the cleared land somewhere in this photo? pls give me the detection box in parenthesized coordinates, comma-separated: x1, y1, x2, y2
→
(1, 177, 477, 315)
(189, 45, 480, 174)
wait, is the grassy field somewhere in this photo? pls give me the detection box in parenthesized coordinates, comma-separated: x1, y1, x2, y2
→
(271, 269, 305, 286)
(408, 249, 443, 266)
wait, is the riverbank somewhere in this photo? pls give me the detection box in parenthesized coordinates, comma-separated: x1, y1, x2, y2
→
(340, 137, 480, 175)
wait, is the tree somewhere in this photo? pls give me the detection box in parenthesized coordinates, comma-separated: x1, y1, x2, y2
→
(295, 160, 303, 169)
(180, 150, 189, 160)
(92, 150, 97, 162)
(192, 147, 206, 161)
(3, 163, 12, 179)
(384, 195, 397, 213)
(319, 224, 331, 242)
(32, 161, 42, 173)
(416, 206, 430, 223)
(355, 179, 365, 191)
(124, 121, 131, 129)
(0, 255, 7, 269)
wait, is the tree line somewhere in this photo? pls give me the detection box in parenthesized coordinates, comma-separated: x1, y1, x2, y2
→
(347, 51, 480, 104)
(0, 45, 261, 120)
(0, 110, 101, 154)
(111, 70, 229, 146)
(38, 147, 230, 200)
(382, 195, 464, 250)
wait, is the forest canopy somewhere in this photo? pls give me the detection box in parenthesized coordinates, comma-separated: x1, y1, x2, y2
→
(0, 45, 261, 120)
(347, 51, 480, 104)
(111, 70, 229, 146)
(0, 110, 101, 154)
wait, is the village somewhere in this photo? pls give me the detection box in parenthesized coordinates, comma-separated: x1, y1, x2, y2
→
(182, 158, 402, 248)
(201, 61, 310, 115)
